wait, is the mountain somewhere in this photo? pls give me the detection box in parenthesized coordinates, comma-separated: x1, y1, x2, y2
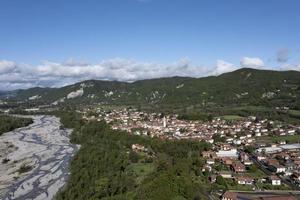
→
(3, 68, 300, 110)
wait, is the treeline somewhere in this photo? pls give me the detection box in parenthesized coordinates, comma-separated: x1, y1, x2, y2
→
(0, 115, 33, 135)
(55, 111, 212, 200)
(177, 113, 213, 121)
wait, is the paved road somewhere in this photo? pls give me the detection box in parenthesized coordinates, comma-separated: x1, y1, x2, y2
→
(1, 115, 78, 200)
(229, 190, 300, 200)
(250, 154, 300, 190)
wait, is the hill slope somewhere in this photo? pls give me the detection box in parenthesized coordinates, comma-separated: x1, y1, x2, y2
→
(3, 68, 300, 109)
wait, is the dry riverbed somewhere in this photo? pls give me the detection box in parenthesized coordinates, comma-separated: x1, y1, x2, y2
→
(0, 115, 79, 200)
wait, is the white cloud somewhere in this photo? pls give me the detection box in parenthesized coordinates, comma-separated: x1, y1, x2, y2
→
(0, 58, 212, 90)
(0, 60, 17, 74)
(279, 63, 300, 71)
(0, 57, 298, 91)
(240, 57, 264, 68)
(212, 60, 236, 75)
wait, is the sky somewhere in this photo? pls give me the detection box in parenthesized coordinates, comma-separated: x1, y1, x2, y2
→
(0, 0, 300, 90)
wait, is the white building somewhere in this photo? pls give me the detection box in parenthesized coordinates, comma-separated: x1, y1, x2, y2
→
(270, 175, 281, 185)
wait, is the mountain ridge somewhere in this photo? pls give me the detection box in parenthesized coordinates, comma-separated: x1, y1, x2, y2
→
(2, 68, 300, 110)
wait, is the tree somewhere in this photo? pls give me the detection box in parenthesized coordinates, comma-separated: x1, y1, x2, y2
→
(129, 151, 139, 163)
(216, 176, 227, 188)
(244, 146, 255, 154)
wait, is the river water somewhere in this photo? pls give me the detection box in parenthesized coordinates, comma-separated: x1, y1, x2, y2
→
(0, 115, 78, 200)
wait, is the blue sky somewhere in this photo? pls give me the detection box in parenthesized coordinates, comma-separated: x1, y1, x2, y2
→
(0, 0, 300, 90)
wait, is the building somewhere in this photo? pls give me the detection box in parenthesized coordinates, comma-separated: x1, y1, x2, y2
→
(231, 162, 246, 173)
(206, 159, 215, 165)
(236, 176, 254, 185)
(131, 144, 146, 152)
(217, 149, 238, 158)
(269, 164, 286, 173)
(221, 157, 234, 165)
(222, 191, 237, 200)
(219, 171, 233, 179)
(270, 175, 281, 185)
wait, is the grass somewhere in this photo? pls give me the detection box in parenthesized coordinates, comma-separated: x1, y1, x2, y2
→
(225, 179, 254, 191)
(230, 106, 272, 112)
(245, 168, 266, 179)
(289, 110, 300, 118)
(126, 162, 155, 184)
(256, 182, 291, 190)
(220, 115, 244, 120)
(228, 184, 254, 191)
(260, 135, 300, 144)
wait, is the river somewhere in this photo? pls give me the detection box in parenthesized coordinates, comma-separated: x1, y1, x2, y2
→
(0, 115, 79, 200)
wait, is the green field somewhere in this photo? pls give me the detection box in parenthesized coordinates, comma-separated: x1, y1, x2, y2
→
(220, 115, 244, 120)
(245, 169, 266, 179)
(256, 182, 291, 190)
(260, 135, 300, 144)
(289, 110, 300, 118)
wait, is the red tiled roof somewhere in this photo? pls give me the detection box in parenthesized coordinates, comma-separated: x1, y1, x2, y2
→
(223, 191, 237, 200)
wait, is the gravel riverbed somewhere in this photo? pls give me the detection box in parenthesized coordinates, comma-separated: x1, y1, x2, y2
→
(0, 115, 79, 200)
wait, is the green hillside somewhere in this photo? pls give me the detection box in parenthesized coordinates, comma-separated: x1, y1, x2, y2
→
(3, 68, 300, 111)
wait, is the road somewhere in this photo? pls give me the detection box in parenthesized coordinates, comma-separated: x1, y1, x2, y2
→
(250, 154, 300, 190)
(229, 190, 300, 200)
(0, 115, 79, 200)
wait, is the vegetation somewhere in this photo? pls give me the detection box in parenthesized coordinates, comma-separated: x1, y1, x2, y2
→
(219, 115, 244, 121)
(18, 163, 33, 174)
(260, 135, 300, 144)
(0, 115, 33, 135)
(4, 68, 300, 115)
(245, 165, 266, 179)
(177, 113, 213, 121)
(55, 110, 212, 200)
(256, 182, 291, 190)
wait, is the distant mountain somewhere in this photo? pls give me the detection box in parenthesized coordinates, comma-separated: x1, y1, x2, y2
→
(3, 68, 300, 109)
(0, 91, 9, 97)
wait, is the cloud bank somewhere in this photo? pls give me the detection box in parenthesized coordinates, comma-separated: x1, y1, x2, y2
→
(0, 56, 298, 90)
(240, 57, 264, 68)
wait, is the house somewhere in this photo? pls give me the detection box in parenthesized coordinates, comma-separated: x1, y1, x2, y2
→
(266, 158, 279, 166)
(255, 132, 262, 137)
(219, 171, 233, 178)
(269, 164, 286, 173)
(202, 164, 212, 172)
(231, 162, 245, 173)
(222, 191, 237, 200)
(217, 149, 238, 158)
(131, 144, 146, 152)
(270, 175, 281, 185)
(202, 150, 216, 159)
(292, 172, 300, 181)
(256, 155, 266, 161)
(220, 157, 234, 165)
(220, 143, 233, 151)
(206, 159, 215, 165)
(239, 152, 249, 163)
(236, 176, 254, 185)
(209, 175, 216, 183)
(244, 160, 253, 166)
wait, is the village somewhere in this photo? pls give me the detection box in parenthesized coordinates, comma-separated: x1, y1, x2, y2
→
(83, 108, 300, 198)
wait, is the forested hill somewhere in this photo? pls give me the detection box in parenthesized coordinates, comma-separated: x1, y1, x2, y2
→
(3, 68, 300, 109)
